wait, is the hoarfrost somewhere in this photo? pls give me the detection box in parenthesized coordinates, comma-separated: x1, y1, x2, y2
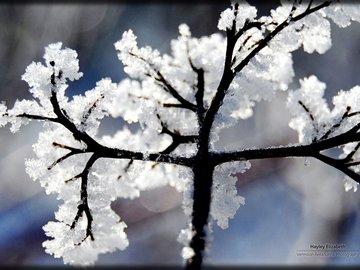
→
(211, 161, 250, 229)
(2, 0, 360, 266)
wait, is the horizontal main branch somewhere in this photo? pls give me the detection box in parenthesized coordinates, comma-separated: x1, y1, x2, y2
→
(213, 122, 360, 165)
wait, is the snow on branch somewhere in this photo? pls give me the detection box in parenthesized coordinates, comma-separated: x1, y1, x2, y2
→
(2, 1, 360, 269)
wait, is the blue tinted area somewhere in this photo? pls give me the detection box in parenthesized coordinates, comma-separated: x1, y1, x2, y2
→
(209, 173, 302, 265)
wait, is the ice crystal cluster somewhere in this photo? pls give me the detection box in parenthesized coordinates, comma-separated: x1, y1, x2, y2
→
(1, 0, 360, 266)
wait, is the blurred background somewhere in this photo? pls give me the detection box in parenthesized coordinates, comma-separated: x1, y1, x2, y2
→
(1, 1, 360, 267)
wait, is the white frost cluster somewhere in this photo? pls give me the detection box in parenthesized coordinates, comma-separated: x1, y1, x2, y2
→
(23, 124, 128, 265)
(22, 42, 83, 99)
(211, 161, 250, 229)
(218, 1, 257, 31)
(2, 43, 84, 133)
(288, 76, 360, 144)
(43, 206, 129, 266)
(269, 3, 331, 55)
(323, 3, 360, 28)
(287, 75, 330, 144)
(178, 224, 195, 260)
(288, 77, 360, 192)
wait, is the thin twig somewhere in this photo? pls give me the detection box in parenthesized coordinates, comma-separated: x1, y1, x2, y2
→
(70, 154, 98, 243)
(80, 94, 104, 127)
(128, 51, 197, 112)
(16, 113, 59, 122)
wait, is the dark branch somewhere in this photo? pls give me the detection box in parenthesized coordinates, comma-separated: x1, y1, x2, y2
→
(52, 142, 84, 151)
(348, 111, 360, 118)
(47, 69, 194, 168)
(315, 153, 360, 184)
(155, 71, 197, 112)
(346, 161, 360, 167)
(48, 152, 78, 170)
(44, 87, 193, 166)
(298, 100, 315, 122)
(80, 94, 104, 127)
(292, 1, 332, 22)
(342, 142, 360, 163)
(213, 121, 360, 165)
(163, 103, 189, 109)
(185, 4, 333, 267)
(234, 1, 332, 74)
(49, 88, 102, 150)
(319, 107, 350, 141)
(210, 119, 360, 188)
(319, 107, 360, 142)
(124, 159, 134, 172)
(156, 113, 198, 154)
(70, 154, 98, 243)
(117, 159, 133, 180)
(128, 51, 197, 112)
(298, 100, 319, 142)
(16, 113, 59, 122)
(200, 0, 333, 163)
(65, 172, 82, 183)
(48, 142, 87, 170)
(234, 21, 263, 40)
(188, 56, 205, 119)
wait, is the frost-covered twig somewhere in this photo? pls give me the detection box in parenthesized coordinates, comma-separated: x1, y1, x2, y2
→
(156, 113, 198, 154)
(128, 51, 197, 112)
(80, 94, 105, 127)
(16, 113, 59, 122)
(70, 154, 98, 243)
(188, 56, 205, 118)
(154, 70, 197, 112)
(48, 144, 86, 170)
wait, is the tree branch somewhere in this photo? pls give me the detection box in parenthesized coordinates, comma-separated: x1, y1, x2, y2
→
(48, 142, 87, 170)
(50, 89, 102, 150)
(342, 142, 360, 163)
(292, 1, 332, 22)
(128, 51, 197, 112)
(200, 0, 333, 159)
(47, 68, 195, 169)
(16, 113, 59, 122)
(314, 153, 360, 184)
(187, 43, 206, 120)
(23, 79, 193, 168)
(213, 122, 360, 165)
(234, 1, 332, 74)
(80, 94, 104, 127)
(163, 103, 189, 109)
(156, 113, 198, 154)
(184, 4, 336, 267)
(154, 71, 197, 112)
(211, 120, 360, 187)
(70, 154, 98, 244)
